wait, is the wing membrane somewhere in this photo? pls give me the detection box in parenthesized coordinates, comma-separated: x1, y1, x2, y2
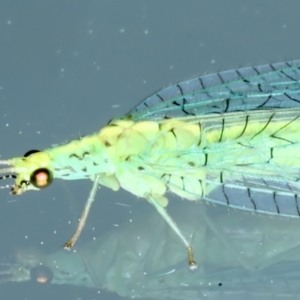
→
(125, 59, 300, 218)
(127, 59, 300, 120)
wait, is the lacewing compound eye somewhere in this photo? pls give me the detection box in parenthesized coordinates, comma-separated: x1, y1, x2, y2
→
(30, 168, 53, 188)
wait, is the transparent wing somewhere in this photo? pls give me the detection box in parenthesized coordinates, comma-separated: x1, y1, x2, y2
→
(139, 156, 300, 218)
(124, 59, 300, 217)
(126, 59, 300, 121)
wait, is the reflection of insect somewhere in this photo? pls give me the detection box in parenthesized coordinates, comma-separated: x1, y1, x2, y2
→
(2, 202, 300, 299)
(1, 60, 300, 269)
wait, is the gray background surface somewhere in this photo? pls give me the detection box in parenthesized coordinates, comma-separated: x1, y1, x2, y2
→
(0, 1, 300, 299)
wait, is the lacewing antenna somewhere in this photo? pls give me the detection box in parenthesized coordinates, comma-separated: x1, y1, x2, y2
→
(0, 160, 16, 176)
(0, 160, 12, 166)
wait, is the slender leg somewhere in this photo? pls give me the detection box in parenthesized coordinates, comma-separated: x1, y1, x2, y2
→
(63, 175, 100, 249)
(145, 193, 197, 270)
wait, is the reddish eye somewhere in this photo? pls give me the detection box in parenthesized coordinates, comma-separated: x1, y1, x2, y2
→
(30, 168, 53, 188)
